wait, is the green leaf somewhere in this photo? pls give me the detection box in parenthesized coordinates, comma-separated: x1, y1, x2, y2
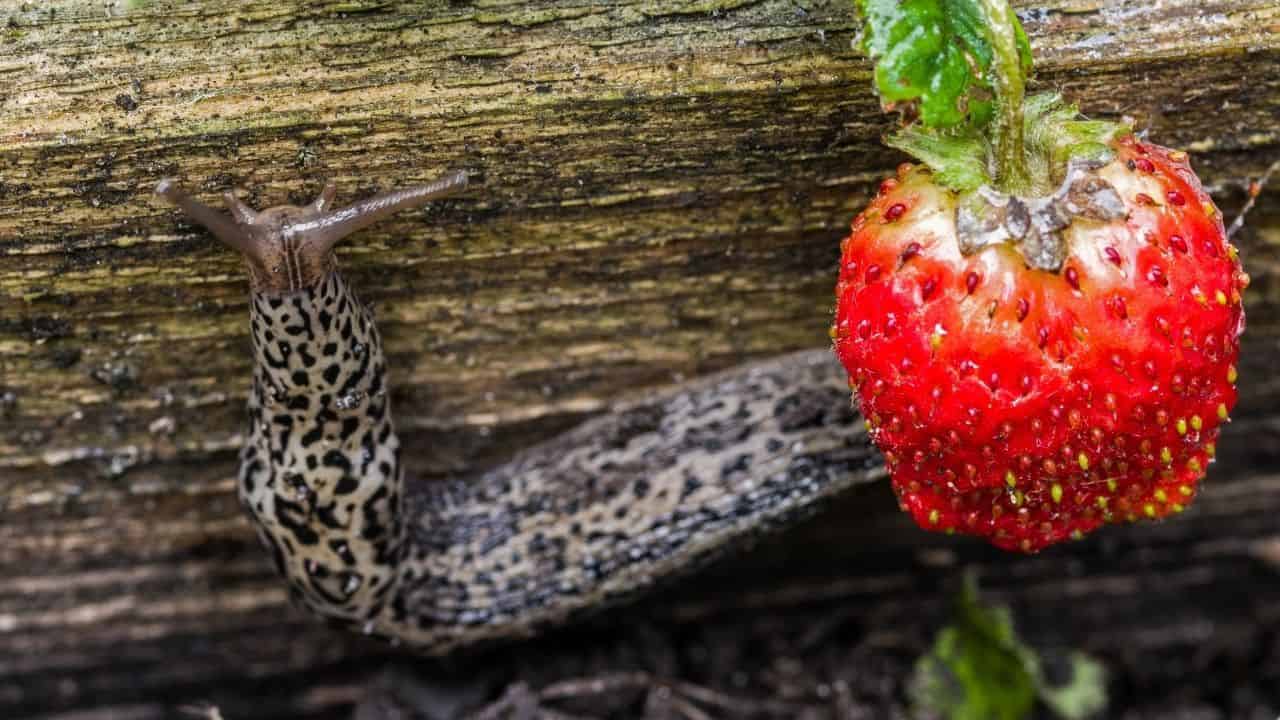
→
(909, 573, 1109, 720)
(1037, 653, 1109, 720)
(1023, 93, 1129, 191)
(881, 93, 1129, 193)
(909, 574, 1038, 720)
(857, 0, 1032, 129)
(886, 126, 991, 192)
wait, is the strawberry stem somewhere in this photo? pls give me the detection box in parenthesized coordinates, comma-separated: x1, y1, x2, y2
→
(978, 0, 1031, 194)
(860, 0, 1123, 196)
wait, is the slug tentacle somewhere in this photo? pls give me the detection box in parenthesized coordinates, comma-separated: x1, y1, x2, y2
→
(163, 174, 883, 655)
(155, 178, 257, 258)
(155, 171, 468, 294)
(286, 170, 469, 254)
(312, 182, 338, 213)
(223, 191, 259, 225)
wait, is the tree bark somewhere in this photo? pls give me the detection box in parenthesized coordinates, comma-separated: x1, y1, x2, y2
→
(0, 0, 1277, 717)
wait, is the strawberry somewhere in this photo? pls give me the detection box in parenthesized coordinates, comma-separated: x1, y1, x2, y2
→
(832, 0, 1247, 551)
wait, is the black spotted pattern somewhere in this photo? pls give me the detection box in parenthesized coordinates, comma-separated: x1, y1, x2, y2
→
(237, 274, 883, 655)
(394, 347, 882, 653)
(239, 272, 403, 628)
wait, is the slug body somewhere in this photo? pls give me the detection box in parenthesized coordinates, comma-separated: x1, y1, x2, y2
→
(158, 173, 883, 654)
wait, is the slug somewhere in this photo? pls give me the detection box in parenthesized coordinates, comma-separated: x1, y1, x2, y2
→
(156, 172, 884, 654)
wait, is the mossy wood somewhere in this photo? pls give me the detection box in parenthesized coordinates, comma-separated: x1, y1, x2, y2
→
(0, 0, 1277, 717)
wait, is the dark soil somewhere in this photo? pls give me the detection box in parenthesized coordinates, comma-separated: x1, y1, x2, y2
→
(315, 482, 1280, 720)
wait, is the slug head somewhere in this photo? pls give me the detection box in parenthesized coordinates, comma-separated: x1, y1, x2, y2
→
(156, 171, 468, 294)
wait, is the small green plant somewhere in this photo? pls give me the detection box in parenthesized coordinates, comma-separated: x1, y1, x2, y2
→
(910, 573, 1107, 720)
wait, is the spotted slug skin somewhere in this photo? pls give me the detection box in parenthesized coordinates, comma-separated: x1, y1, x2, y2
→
(156, 172, 884, 655)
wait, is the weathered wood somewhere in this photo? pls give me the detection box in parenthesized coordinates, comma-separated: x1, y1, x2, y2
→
(0, 0, 1277, 717)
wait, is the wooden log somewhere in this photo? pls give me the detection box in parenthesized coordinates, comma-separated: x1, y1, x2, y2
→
(0, 0, 1277, 716)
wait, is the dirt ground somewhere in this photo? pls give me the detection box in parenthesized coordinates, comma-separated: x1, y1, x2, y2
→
(197, 483, 1280, 720)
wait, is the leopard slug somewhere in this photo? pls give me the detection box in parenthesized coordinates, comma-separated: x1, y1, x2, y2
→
(156, 172, 884, 655)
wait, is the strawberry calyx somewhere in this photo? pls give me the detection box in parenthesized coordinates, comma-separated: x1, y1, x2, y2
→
(858, 0, 1129, 201)
(956, 159, 1126, 272)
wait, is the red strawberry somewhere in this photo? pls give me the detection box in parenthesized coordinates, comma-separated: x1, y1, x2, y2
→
(834, 0, 1247, 551)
